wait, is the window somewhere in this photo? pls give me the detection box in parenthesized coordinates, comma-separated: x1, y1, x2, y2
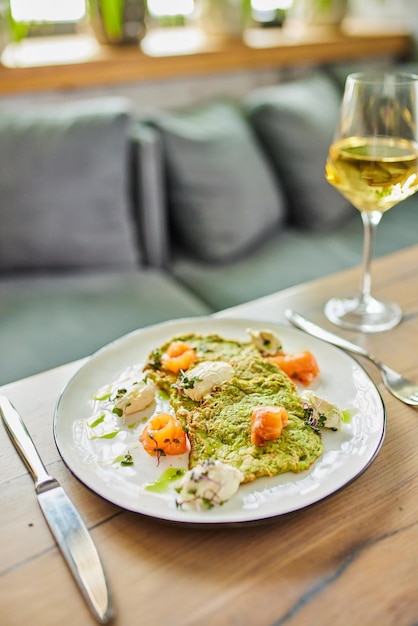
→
(3, 0, 296, 66)
(9, 0, 293, 30)
(9, 0, 87, 39)
(10, 0, 86, 23)
(147, 0, 195, 19)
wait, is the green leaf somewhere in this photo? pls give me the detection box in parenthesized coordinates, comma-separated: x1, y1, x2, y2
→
(145, 468, 186, 493)
(99, 0, 124, 39)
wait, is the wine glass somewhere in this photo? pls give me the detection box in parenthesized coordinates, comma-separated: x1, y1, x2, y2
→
(324, 71, 418, 332)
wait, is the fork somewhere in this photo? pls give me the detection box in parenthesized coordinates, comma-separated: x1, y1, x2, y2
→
(285, 309, 418, 407)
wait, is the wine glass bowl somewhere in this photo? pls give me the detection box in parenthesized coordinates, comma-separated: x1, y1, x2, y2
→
(324, 71, 418, 332)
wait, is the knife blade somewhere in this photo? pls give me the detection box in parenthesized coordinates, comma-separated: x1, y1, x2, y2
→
(0, 396, 114, 624)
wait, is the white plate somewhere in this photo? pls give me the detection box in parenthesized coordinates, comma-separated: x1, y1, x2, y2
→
(54, 317, 386, 526)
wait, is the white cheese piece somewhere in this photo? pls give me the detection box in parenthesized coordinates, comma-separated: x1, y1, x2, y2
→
(113, 379, 155, 416)
(300, 390, 343, 430)
(176, 460, 244, 510)
(247, 328, 282, 355)
(181, 360, 234, 402)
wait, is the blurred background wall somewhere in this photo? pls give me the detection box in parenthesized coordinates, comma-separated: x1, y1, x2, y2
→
(1, 0, 417, 112)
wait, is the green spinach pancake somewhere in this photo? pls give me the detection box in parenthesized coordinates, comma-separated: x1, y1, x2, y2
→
(144, 333, 323, 484)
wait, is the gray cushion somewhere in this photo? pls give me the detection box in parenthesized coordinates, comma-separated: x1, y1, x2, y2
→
(244, 73, 356, 231)
(0, 97, 139, 271)
(145, 100, 287, 262)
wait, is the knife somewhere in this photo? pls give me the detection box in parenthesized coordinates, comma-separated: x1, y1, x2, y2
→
(0, 396, 114, 624)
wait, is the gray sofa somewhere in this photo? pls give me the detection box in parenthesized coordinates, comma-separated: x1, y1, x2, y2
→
(1, 69, 416, 385)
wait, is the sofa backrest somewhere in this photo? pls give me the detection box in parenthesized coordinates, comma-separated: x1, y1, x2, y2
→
(0, 71, 356, 277)
(0, 96, 141, 275)
(129, 121, 169, 269)
(132, 71, 356, 269)
(244, 72, 353, 232)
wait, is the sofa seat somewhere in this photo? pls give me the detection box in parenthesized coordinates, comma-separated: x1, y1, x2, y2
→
(0, 270, 212, 386)
(170, 196, 418, 310)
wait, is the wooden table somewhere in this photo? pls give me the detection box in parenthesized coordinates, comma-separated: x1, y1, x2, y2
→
(1, 245, 418, 626)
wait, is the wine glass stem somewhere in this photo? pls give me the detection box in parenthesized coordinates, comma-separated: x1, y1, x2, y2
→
(359, 210, 382, 304)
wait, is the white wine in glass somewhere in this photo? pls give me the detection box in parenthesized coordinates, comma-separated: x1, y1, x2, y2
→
(325, 71, 418, 332)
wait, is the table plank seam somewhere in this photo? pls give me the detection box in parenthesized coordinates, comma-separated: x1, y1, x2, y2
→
(270, 520, 418, 625)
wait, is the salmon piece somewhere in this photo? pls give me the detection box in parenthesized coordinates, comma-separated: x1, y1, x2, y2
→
(165, 341, 192, 358)
(251, 406, 289, 446)
(162, 341, 197, 374)
(269, 351, 319, 386)
(139, 413, 188, 457)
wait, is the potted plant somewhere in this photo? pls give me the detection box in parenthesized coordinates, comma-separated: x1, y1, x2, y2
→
(286, 0, 348, 29)
(199, 0, 252, 39)
(89, 0, 147, 45)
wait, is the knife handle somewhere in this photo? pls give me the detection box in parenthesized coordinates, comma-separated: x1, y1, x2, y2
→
(0, 396, 53, 489)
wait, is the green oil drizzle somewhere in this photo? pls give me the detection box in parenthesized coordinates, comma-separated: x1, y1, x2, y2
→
(91, 430, 120, 440)
(92, 392, 112, 401)
(342, 409, 353, 423)
(145, 468, 186, 493)
(88, 414, 106, 428)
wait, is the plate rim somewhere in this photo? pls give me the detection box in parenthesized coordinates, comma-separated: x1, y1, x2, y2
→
(53, 315, 386, 527)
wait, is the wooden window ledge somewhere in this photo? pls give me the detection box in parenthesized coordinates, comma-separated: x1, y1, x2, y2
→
(0, 21, 413, 96)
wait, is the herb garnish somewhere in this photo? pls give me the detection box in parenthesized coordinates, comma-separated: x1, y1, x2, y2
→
(147, 432, 166, 465)
(176, 369, 201, 391)
(148, 349, 162, 369)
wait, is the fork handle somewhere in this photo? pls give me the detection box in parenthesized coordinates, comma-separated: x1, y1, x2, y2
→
(286, 310, 377, 363)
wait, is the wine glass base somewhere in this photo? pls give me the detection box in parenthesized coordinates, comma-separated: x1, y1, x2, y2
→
(324, 296, 402, 333)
